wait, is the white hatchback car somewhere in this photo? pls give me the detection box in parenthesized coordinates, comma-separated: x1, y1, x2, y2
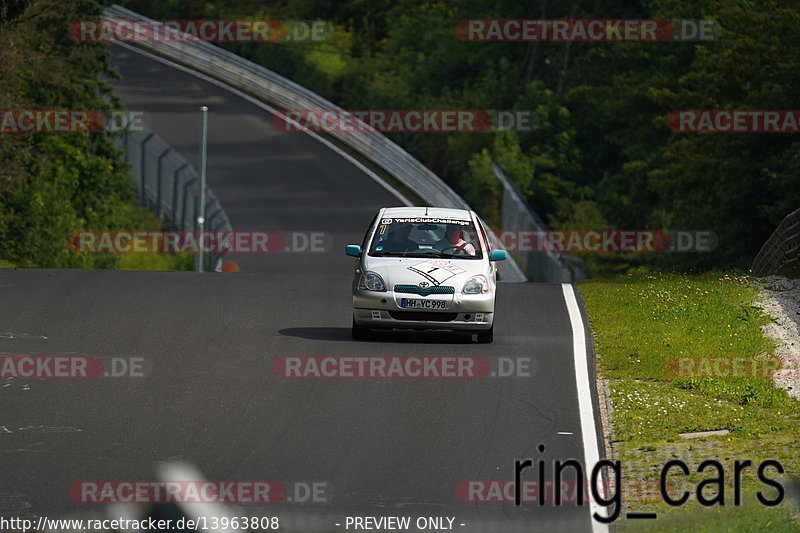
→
(345, 207, 507, 343)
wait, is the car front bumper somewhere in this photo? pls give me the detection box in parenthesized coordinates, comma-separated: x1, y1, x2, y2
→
(352, 289, 495, 330)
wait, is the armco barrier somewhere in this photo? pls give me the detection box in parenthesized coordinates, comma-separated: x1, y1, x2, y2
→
(101, 5, 528, 282)
(493, 163, 587, 282)
(115, 128, 232, 271)
(752, 207, 800, 276)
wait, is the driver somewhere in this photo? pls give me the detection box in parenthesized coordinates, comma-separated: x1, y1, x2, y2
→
(375, 223, 419, 253)
(434, 224, 476, 256)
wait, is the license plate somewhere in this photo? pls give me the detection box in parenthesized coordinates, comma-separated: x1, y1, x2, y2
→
(400, 298, 448, 310)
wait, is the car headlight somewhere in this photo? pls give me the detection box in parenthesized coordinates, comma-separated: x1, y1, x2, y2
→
(462, 275, 489, 294)
(358, 271, 386, 291)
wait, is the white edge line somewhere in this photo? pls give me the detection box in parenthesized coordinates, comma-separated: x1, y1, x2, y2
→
(111, 41, 413, 208)
(561, 283, 609, 533)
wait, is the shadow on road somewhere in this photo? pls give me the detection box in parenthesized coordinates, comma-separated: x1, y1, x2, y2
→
(279, 327, 353, 341)
(278, 327, 477, 344)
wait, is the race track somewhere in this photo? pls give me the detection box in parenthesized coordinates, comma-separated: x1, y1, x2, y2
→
(0, 46, 607, 533)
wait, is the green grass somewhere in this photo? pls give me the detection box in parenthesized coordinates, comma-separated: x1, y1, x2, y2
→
(582, 272, 790, 408)
(579, 271, 800, 528)
(624, 503, 800, 532)
(0, 259, 16, 268)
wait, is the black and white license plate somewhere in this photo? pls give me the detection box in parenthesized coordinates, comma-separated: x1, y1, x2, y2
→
(400, 298, 448, 310)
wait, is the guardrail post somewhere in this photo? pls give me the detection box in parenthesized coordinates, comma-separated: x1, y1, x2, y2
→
(139, 132, 155, 208)
(171, 163, 188, 230)
(156, 148, 170, 220)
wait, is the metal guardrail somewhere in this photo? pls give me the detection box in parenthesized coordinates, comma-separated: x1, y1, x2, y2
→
(102, 4, 472, 210)
(493, 163, 588, 283)
(751, 207, 800, 276)
(115, 128, 232, 271)
(102, 5, 527, 282)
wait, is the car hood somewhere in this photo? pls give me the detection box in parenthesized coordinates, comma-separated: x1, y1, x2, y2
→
(363, 256, 487, 289)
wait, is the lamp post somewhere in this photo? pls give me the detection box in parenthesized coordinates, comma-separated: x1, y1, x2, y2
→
(195, 105, 208, 272)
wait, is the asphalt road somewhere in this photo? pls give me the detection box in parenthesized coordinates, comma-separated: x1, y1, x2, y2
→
(109, 45, 403, 274)
(0, 46, 605, 533)
(1, 270, 600, 532)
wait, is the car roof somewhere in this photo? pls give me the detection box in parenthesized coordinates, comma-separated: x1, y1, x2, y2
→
(380, 206, 474, 220)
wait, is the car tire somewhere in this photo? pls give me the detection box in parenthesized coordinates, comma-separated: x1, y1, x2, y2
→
(476, 325, 494, 344)
(352, 317, 368, 340)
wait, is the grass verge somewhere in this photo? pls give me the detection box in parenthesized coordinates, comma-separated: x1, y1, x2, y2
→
(578, 271, 800, 530)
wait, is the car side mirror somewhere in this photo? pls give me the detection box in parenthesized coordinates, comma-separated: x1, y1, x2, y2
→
(489, 250, 508, 262)
(345, 244, 362, 257)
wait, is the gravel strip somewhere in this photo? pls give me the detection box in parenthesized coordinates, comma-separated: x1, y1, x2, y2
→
(754, 275, 800, 401)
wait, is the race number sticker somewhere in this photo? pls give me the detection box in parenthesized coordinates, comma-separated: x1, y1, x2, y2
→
(407, 260, 465, 285)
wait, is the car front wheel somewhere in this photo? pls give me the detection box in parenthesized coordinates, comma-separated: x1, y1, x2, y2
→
(476, 325, 493, 344)
(352, 317, 368, 340)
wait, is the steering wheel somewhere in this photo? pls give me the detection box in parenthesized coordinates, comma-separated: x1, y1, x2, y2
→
(436, 245, 468, 255)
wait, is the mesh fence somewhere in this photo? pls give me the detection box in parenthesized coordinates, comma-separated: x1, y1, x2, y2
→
(115, 128, 232, 271)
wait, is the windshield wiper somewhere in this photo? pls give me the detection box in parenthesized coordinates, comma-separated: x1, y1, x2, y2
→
(422, 251, 460, 258)
(372, 250, 479, 259)
(422, 251, 479, 259)
(370, 251, 410, 257)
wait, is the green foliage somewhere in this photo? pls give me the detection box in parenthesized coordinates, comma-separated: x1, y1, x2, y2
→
(120, 0, 800, 273)
(0, 0, 162, 269)
(511, 82, 582, 217)
(463, 148, 499, 227)
(569, 0, 800, 271)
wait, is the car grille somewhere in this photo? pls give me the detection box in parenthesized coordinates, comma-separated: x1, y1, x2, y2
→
(394, 284, 455, 296)
(388, 311, 458, 322)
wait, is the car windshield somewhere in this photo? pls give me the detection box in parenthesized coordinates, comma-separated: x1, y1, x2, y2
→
(368, 217, 483, 259)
